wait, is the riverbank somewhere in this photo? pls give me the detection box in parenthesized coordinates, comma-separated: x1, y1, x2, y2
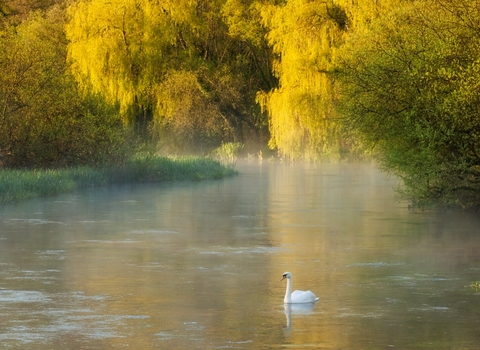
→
(0, 156, 237, 204)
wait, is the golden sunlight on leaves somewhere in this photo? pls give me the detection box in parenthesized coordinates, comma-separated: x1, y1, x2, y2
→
(258, 0, 345, 159)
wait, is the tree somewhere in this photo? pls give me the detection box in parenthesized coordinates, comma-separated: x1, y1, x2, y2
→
(257, 0, 348, 160)
(336, 0, 480, 208)
(0, 6, 130, 167)
(0, 0, 65, 29)
(66, 0, 273, 152)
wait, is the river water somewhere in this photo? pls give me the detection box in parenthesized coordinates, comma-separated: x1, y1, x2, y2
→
(0, 161, 479, 349)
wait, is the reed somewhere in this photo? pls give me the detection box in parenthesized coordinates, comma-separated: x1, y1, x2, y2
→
(0, 156, 237, 204)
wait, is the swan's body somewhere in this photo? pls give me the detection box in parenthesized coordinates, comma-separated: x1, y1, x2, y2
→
(281, 272, 319, 304)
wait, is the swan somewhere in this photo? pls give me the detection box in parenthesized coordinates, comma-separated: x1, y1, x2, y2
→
(281, 271, 319, 304)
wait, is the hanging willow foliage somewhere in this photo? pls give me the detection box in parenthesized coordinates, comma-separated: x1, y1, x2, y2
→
(257, 0, 406, 160)
(65, 0, 272, 149)
(66, 0, 177, 123)
(257, 0, 346, 160)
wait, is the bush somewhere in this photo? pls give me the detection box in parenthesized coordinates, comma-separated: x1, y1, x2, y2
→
(337, 1, 480, 209)
(0, 6, 133, 169)
(212, 142, 244, 166)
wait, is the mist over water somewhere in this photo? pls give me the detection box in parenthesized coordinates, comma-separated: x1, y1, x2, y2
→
(0, 161, 479, 349)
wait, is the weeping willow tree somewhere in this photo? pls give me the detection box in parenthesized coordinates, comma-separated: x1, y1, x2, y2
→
(257, 0, 347, 160)
(258, 0, 407, 160)
(66, 0, 175, 126)
(66, 0, 273, 151)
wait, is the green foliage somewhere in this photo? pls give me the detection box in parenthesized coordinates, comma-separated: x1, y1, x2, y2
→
(0, 6, 133, 168)
(0, 156, 238, 203)
(0, 169, 76, 202)
(213, 142, 244, 165)
(336, 0, 480, 208)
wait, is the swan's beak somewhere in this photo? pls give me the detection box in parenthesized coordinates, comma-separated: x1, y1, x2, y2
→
(281, 276, 286, 281)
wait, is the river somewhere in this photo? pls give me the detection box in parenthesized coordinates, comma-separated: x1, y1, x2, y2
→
(0, 161, 479, 349)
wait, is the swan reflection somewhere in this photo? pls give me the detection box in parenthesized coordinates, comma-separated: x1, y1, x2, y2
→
(283, 302, 316, 335)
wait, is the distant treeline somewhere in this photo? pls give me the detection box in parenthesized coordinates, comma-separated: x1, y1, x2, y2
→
(2, 0, 480, 208)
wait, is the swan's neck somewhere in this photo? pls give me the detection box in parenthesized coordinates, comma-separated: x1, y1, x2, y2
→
(284, 277, 293, 303)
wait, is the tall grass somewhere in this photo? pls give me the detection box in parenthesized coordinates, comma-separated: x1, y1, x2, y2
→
(0, 156, 238, 204)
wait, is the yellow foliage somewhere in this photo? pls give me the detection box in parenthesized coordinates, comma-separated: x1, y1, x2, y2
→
(64, 0, 408, 157)
(66, 0, 180, 122)
(222, 0, 265, 46)
(155, 69, 228, 146)
(334, 0, 402, 29)
(259, 0, 344, 159)
(258, 0, 406, 159)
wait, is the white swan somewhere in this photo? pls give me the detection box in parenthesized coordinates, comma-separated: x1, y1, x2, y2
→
(281, 271, 319, 304)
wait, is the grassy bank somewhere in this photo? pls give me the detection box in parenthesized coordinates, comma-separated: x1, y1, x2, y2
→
(0, 156, 238, 204)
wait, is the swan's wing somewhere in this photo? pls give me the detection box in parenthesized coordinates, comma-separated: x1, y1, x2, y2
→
(291, 290, 306, 298)
(291, 290, 318, 303)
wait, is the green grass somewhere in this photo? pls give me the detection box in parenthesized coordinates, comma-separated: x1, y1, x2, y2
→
(0, 156, 238, 204)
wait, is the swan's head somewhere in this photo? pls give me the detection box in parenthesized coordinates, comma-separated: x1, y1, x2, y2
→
(281, 272, 292, 281)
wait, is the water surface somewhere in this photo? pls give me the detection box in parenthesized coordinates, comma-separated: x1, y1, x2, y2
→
(0, 161, 479, 349)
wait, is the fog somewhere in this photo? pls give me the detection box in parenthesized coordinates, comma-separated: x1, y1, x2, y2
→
(0, 161, 479, 349)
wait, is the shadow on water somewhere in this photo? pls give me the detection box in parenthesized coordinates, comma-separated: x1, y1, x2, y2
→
(0, 160, 479, 349)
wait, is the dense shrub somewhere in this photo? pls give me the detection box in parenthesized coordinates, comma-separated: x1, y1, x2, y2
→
(0, 6, 132, 168)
